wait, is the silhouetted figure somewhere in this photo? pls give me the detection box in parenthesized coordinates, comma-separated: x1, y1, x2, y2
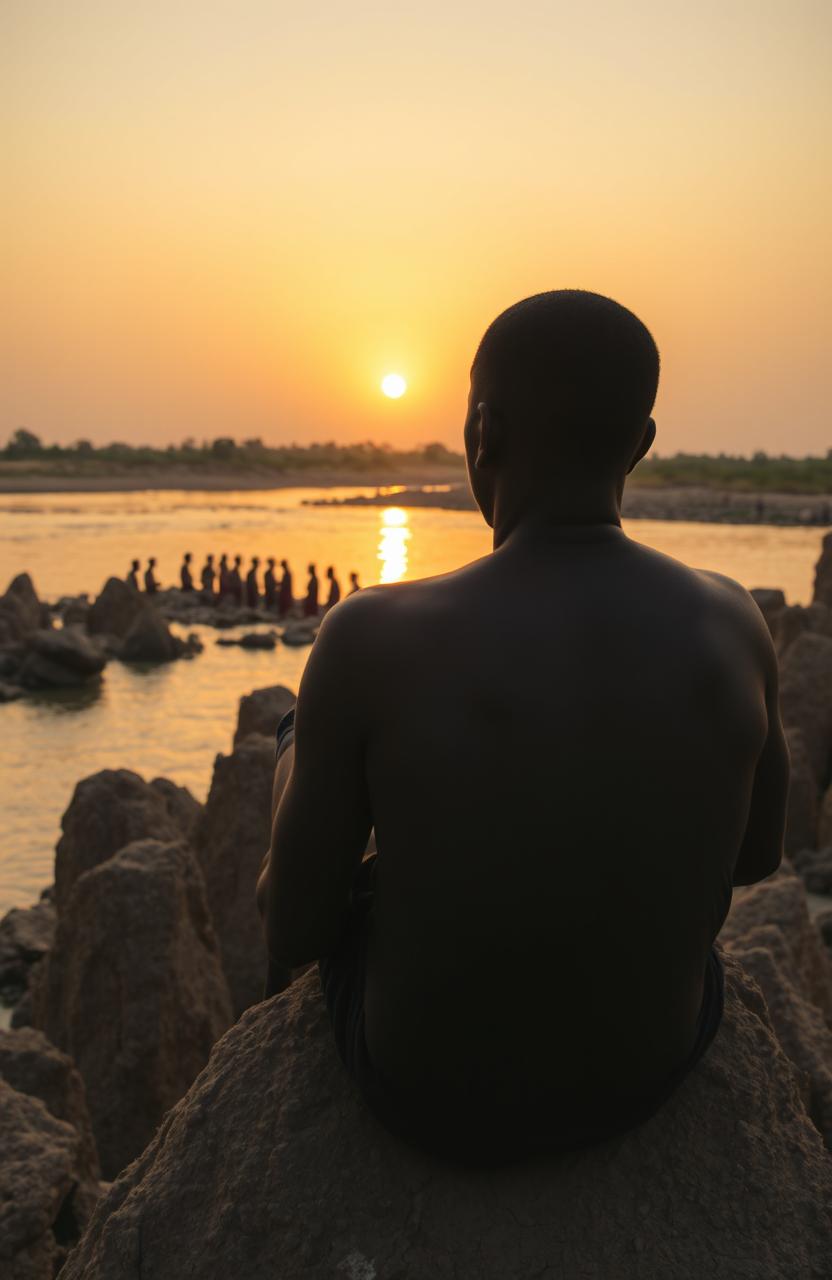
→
(180, 552, 193, 592)
(258, 290, 787, 1164)
(348, 571, 360, 595)
(246, 557, 260, 609)
(218, 554, 231, 600)
(229, 555, 243, 607)
(264, 558, 277, 610)
(126, 559, 140, 591)
(303, 563, 319, 617)
(278, 560, 294, 618)
(326, 565, 341, 609)
(143, 558, 158, 595)
(200, 554, 215, 600)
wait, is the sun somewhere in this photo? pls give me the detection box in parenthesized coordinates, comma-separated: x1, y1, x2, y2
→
(381, 372, 407, 399)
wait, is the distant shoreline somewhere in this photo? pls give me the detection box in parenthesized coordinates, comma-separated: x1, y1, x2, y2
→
(0, 465, 465, 495)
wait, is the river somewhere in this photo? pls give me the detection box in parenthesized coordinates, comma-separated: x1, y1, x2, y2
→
(0, 487, 824, 914)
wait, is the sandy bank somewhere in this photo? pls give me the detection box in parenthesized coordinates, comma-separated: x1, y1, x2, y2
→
(0, 464, 466, 495)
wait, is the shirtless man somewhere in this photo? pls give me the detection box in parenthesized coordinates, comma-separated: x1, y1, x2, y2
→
(259, 290, 787, 1162)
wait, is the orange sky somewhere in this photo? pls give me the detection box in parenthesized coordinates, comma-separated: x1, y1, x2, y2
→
(2, 2, 830, 454)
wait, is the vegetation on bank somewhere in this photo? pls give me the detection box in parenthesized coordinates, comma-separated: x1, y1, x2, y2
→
(3, 429, 832, 493)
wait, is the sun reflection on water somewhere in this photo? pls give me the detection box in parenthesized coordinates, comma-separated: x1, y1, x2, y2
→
(378, 507, 410, 583)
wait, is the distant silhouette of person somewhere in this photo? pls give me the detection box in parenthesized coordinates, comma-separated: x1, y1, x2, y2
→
(348, 571, 360, 595)
(229, 555, 243, 607)
(303, 563, 319, 617)
(326, 565, 341, 609)
(218, 554, 230, 600)
(180, 552, 194, 592)
(278, 559, 294, 618)
(200, 554, 215, 600)
(264, 558, 277, 610)
(246, 557, 260, 609)
(258, 289, 787, 1164)
(144, 558, 158, 595)
(127, 559, 140, 591)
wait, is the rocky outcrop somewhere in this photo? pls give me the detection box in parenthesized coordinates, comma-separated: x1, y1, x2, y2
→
(34, 839, 233, 1179)
(195, 735, 274, 1015)
(812, 529, 832, 608)
(783, 727, 819, 855)
(86, 577, 145, 640)
(281, 622, 317, 647)
(749, 586, 786, 631)
(720, 871, 832, 1145)
(61, 956, 832, 1280)
(0, 573, 47, 647)
(54, 767, 201, 913)
(0, 1079, 88, 1280)
(0, 899, 55, 1010)
(233, 684, 296, 747)
(791, 847, 832, 896)
(19, 628, 106, 690)
(120, 608, 184, 663)
(779, 631, 832, 787)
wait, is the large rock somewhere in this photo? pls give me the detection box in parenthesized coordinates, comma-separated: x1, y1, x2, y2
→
(61, 957, 832, 1280)
(779, 631, 832, 786)
(791, 847, 832, 896)
(195, 735, 274, 1016)
(720, 872, 832, 1145)
(749, 586, 786, 632)
(86, 577, 145, 640)
(54, 768, 199, 914)
(812, 529, 832, 608)
(818, 781, 832, 848)
(34, 840, 233, 1179)
(19, 628, 106, 689)
(0, 900, 55, 1008)
(784, 727, 820, 854)
(120, 607, 179, 663)
(0, 1079, 84, 1280)
(233, 684, 296, 747)
(0, 573, 46, 647)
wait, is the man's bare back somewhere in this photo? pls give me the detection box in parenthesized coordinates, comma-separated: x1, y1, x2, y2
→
(261, 291, 788, 1159)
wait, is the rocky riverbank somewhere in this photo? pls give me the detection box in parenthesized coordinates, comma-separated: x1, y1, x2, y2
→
(3, 543, 832, 1275)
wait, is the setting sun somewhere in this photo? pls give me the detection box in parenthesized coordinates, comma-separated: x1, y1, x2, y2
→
(381, 373, 407, 400)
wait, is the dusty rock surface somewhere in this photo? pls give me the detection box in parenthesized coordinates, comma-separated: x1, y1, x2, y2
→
(234, 683, 296, 746)
(792, 847, 832, 896)
(784, 728, 819, 855)
(19, 627, 106, 689)
(86, 577, 145, 639)
(779, 631, 832, 786)
(0, 573, 47, 647)
(34, 839, 233, 1178)
(62, 956, 832, 1280)
(0, 900, 55, 1010)
(0, 1079, 83, 1280)
(54, 768, 200, 913)
(812, 529, 832, 608)
(196, 735, 274, 1015)
(120, 607, 180, 663)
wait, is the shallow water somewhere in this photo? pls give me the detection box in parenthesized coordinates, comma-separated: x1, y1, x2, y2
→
(0, 487, 826, 914)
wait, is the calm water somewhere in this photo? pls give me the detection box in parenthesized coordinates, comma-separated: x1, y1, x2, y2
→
(0, 487, 825, 914)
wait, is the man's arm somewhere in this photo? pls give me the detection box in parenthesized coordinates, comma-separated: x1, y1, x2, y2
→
(732, 604, 789, 887)
(261, 604, 373, 969)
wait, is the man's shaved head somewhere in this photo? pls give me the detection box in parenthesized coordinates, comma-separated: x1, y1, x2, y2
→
(471, 290, 660, 474)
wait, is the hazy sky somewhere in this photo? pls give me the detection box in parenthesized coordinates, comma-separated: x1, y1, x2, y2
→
(3, 1, 830, 453)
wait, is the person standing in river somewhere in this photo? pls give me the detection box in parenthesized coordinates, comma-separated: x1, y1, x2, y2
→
(218, 554, 230, 601)
(348, 571, 360, 595)
(126, 559, 140, 591)
(278, 559, 294, 618)
(246, 557, 261, 609)
(259, 289, 787, 1164)
(200, 554, 215, 601)
(180, 553, 194, 592)
(303, 563, 319, 617)
(143, 558, 158, 595)
(229, 555, 243, 606)
(326, 566, 341, 610)
(264, 558, 277, 610)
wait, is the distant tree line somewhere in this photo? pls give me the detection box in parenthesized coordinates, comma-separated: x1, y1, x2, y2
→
(1, 429, 463, 472)
(3, 429, 832, 492)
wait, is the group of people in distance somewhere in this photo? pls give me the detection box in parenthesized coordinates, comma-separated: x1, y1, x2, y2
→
(126, 554, 360, 616)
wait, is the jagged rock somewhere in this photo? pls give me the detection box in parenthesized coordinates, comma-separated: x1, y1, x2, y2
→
(817, 781, 832, 849)
(0, 1079, 83, 1280)
(720, 872, 832, 1145)
(0, 574, 49, 650)
(778, 631, 832, 785)
(120, 607, 178, 663)
(812, 529, 832, 607)
(54, 769, 196, 914)
(19, 628, 106, 690)
(60, 956, 832, 1280)
(34, 840, 233, 1179)
(0, 901, 55, 1007)
(149, 777, 203, 841)
(61, 596, 90, 628)
(792, 847, 832, 896)
(750, 586, 786, 632)
(86, 577, 145, 640)
(195, 735, 274, 1015)
(784, 728, 820, 854)
(233, 684, 296, 747)
(0, 1028, 100, 1188)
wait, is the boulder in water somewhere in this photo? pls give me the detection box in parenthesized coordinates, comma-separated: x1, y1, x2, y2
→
(20, 628, 106, 689)
(281, 622, 317, 647)
(59, 955, 832, 1280)
(0, 573, 48, 648)
(233, 684, 296, 747)
(86, 577, 145, 640)
(34, 839, 233, 1179)
(120, 608, 179, 663)
(195, 735, 274, 1016)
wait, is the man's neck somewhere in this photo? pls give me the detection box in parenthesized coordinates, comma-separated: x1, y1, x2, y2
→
(491, 480, 623, 550)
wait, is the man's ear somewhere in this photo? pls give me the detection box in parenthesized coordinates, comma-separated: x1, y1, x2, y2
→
(627, 417, 656, 474)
